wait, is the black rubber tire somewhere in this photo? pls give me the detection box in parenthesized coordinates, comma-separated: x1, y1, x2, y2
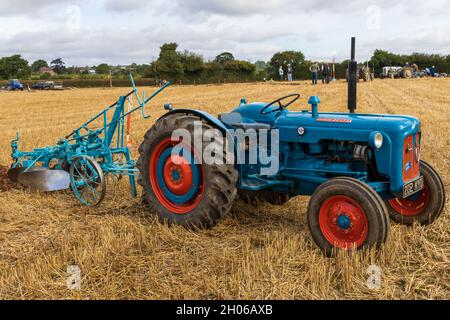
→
(333, 177, 390, 243)
(239, 190, 290, 206)
(137, 113, 238, 228)
(402, 68, 413, 79)
(386, 161, 446, 226)
(307, 178, 388, 256)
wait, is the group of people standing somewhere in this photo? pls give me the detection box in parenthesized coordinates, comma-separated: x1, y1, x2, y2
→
(309, 62, 332, 85)
(277, 62, 333, 85)
(278, 64, 294, 82)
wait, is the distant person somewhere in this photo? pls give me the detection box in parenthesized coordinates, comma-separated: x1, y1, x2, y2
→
(279, 66, 284, 81)
(430, 66, 436, 77)
(412, 63, 419, 77)
(405, 62, 411, 67)
(321, 63, 330, 84)
(287, 64, 293, 83)
(310, 62, 320, 85)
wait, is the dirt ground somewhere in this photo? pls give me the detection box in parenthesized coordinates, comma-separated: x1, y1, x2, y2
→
(0, 79, 448, 300)
(0, 166, 15, 192)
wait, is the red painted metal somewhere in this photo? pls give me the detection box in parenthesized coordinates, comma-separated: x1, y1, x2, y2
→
(149, 138, 204, 215)
(163, 155, 193, 196)
(403, 135, 420, 182)
(389, 185, 430, 216)
(318, 195, 369, 249)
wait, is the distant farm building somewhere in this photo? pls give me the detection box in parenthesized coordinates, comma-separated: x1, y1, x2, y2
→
(39, 67, 57, 76)
(77, 67, 97, 75)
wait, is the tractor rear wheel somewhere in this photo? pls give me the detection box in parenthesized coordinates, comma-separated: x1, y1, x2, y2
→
(137, 113, 238, 228)
(402, 68, 413, 79)
(239, 190, 290, 206)
(307, 178, 388, 256)
(386, 161, 446, 226)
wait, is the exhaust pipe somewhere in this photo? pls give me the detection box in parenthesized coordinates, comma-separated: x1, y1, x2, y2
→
(348, 37, 357, 114)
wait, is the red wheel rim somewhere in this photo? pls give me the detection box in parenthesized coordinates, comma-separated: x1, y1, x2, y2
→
(163, 155, 193, 196)
(318, 195, 369, 249)
(150, 138, 205, 215)
(388, 185, 430, 216)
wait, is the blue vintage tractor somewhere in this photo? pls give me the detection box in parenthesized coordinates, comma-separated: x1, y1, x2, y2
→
(9, 39, 446, 255)
(138, 92, 445, 256)
(5, 79, 24, 91)
(137, 39, 445, 255)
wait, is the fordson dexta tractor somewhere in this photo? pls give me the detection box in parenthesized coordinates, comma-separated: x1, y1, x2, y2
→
(137, 38, 445, 255)
(9, 39, 445, 256)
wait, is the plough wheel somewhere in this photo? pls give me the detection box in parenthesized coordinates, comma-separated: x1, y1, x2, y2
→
(70, 156, 106, 207)
(137, 113, 238, 228)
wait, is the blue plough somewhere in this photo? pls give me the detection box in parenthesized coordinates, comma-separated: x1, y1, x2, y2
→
(8, 76, 171, 206)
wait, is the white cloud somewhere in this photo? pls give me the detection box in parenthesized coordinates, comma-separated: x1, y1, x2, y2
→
(0, 0, 449, 65)
(0, 0, 80, 16)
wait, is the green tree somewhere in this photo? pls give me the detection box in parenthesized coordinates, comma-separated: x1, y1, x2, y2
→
(50, 58, 66, 74)
(254, 61, 268, 81)
(31, 59, 49, 72)
(0, 55, 32, 80)
(66, 66, 77, 74)
(269, 51, 305, 80)
(255, 61, 268, 73)
(150, 43, 184, 79)
(215, 52, 235, 64)
(370, 49, 404, 74)
(369, 50, 450, 75)
(95, 63, 110, 74)
(180, 51, 204, 73)
(39, 72, 52, 80)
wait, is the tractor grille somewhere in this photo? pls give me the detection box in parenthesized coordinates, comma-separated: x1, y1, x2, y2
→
(402, 134, 421, 182)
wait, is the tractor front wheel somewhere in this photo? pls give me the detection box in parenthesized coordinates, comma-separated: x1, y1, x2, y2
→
(387, 161, 446, 226)
(137, 113, 238, 228)
(307, 178, 388, 256)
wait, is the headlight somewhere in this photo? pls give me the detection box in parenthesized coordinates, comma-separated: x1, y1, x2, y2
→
(373, 132, 384, 149)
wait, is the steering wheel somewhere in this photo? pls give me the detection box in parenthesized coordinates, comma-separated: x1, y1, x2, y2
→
(260, 94, 300, 115)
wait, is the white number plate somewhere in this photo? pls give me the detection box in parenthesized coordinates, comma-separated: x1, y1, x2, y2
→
(403, 176, 425, 198)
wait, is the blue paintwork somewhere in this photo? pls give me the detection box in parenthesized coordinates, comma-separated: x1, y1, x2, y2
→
(10, 79, 423, 206)
(6, 79, 23, 91)
(226, 96, 422, 198)
(308, 96, 320, 117)
(10, 76, 171, 203)
(338, 215, 351, 230)
(70, 157, 102, 206)
(155, 146, 201, 204)
(160, 109, 230, 134)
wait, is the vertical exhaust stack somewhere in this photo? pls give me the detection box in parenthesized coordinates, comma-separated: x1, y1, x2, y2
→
(348, 37, 357, 114)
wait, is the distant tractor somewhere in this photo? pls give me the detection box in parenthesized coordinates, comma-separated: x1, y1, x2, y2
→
(31, 81, 64, 91)
(4, 79, 24, 91)
(380, 66, 415, 79)
(32, 81, 54, 90)
(346, 65, 374, 82)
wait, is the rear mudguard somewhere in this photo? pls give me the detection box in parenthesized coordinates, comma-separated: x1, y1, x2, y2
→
(159, 109, 229, 134)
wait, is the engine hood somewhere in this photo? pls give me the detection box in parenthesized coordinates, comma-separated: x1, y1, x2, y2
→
(277, 111, 420, 132)
(233, 102, 421, 145)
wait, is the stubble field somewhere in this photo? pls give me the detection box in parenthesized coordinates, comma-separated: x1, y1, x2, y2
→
(0, 78, 448, 300)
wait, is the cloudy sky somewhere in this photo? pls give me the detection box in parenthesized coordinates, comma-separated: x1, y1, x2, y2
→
(0, 0, 449, 66)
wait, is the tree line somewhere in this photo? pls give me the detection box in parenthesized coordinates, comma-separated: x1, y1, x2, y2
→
(1, 44, 450, 83)
(145, 43, 256, 83)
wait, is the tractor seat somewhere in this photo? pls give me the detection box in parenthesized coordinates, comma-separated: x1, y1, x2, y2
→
(219, 112, 271, 131)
